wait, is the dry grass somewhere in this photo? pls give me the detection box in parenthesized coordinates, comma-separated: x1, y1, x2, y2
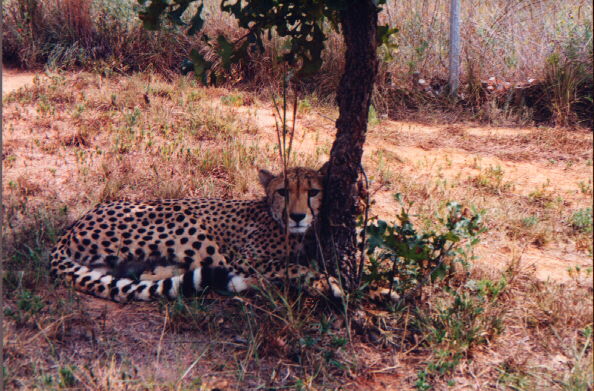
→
(2, 0, 592, 125)
(379, 0, 592, 79)
(2, 72, 592, 389)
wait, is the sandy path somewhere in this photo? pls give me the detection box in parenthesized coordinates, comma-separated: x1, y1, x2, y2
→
(3, 67, 37, 95)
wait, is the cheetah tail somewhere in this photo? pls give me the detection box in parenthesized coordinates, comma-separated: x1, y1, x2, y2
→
(49, 246, 204, 302)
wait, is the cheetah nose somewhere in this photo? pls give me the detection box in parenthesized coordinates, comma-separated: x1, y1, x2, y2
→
(290, 213, 306, 223)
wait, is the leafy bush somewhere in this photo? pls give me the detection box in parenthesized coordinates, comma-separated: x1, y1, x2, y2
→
(4, 290, 45, 327)
(363, 195, 510, 386)
(2, 0, 193, 72)
(365, 195, 485, 300)
(413, 277, 507, 382)
(571, 207, 593, 233)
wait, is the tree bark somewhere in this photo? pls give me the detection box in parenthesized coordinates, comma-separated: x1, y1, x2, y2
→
(319, 0, 378, 290)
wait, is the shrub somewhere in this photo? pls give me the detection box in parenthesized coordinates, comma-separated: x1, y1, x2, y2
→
(364, 195, 485, 300)
(363, 195, 510, 386)
(571, 207, 593, 233)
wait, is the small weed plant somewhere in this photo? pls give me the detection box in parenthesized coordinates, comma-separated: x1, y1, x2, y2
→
(364, 195, 509, 387)
(365, 195, 485, 301)
(471, 165, 514, 195)
(4, 290, 45, 327)
(571, 207, 593, 234)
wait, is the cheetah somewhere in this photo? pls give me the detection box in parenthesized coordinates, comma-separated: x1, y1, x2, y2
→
(50, 167, 344, 302)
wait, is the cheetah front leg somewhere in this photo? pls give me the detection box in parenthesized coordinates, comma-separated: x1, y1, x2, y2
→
(178, 238, 343, 299)
(178, 239, 258, 295)
(258, 263, 344, 299)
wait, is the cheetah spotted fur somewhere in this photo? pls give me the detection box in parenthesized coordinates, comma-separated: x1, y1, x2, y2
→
(50, 167, 343, 302)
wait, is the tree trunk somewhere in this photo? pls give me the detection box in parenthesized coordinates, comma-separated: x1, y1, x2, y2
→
(319, 0, 378, 290)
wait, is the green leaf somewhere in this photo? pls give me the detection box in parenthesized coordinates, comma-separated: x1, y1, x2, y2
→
(168, 0, 192, 26)
(376, 24, 399, 45)
(430, 262, 447, 282)
(189, 49, 213, 84)
(297, 23, 326, 76)
(188, 3, 204, 35)
(217, 34, 235, 71)
(443, 232, 460, 243)
(138, 0, 168, 31)
(366, 220, 387, 253)
(298, 55, 323, 76)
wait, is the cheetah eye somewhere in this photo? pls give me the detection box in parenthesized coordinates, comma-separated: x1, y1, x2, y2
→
(276, 188, 289, 197)
(308, 189, 321, 197)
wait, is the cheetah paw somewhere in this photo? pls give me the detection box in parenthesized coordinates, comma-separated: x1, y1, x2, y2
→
(311, 276, 344, 299)
(368, 287, 399, 302)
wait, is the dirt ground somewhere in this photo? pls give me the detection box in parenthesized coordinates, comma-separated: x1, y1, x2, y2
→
(2, 66, 36, 94)
(233, 102, 593, 283)
(2, 70, 592, 390)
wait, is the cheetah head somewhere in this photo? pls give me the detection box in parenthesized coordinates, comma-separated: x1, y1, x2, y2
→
(259, 166, 325, 234)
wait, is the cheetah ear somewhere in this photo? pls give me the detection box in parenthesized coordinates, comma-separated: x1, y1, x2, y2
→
(318, 162, 330, 178)
(258, 169, 276, 188)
